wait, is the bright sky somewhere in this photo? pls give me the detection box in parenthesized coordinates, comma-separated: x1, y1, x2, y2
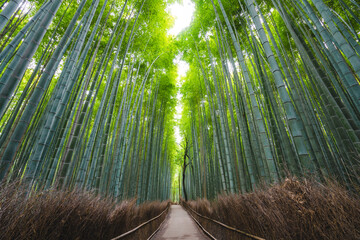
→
(167, 0, 194, 144)
(173, 56, 189, 145)
(167, 0, 195, 36)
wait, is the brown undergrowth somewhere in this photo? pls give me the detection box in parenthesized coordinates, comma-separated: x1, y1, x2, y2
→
(0, 183, 169, 240)
(183, 178, 360, 240)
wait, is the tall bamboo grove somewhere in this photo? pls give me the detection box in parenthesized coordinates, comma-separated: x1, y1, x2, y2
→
(0, 0, 177, 203)
(179, 0, 360, 200)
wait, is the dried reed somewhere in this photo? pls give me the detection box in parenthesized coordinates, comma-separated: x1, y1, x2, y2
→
(185, 178, 360, 240)
(0, 183, 169, 240)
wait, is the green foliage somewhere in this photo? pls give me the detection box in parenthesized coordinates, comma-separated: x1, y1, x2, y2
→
(177, 0, 360, 200)
(0, 0, 179, 203)
(0, 0, 359, 204)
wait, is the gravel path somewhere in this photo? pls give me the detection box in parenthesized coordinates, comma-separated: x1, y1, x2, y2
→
(152, 205, 209, 240)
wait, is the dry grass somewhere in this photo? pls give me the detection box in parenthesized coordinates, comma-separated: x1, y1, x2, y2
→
(0, 183, 169, 240)
(185, 178, 360, 240)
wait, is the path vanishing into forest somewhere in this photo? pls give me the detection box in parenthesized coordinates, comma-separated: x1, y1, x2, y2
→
(152, 205, 209, 240)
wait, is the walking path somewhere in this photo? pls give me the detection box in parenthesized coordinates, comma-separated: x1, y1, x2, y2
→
(152, 205, 209, 240)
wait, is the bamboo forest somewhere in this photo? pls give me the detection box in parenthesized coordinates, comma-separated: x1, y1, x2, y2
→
(0, 0, 360, 239)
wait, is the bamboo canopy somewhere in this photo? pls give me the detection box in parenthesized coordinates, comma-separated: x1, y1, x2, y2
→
(0, 0, 359, 202)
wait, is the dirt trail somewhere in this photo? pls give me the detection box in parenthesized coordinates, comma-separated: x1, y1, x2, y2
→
(152, 205, 209, 240)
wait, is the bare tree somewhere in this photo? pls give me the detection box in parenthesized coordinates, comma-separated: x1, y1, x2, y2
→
(181, 136, 191, 201)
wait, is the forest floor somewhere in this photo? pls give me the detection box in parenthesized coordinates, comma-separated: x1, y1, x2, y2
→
(152, 205, 209, 240)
